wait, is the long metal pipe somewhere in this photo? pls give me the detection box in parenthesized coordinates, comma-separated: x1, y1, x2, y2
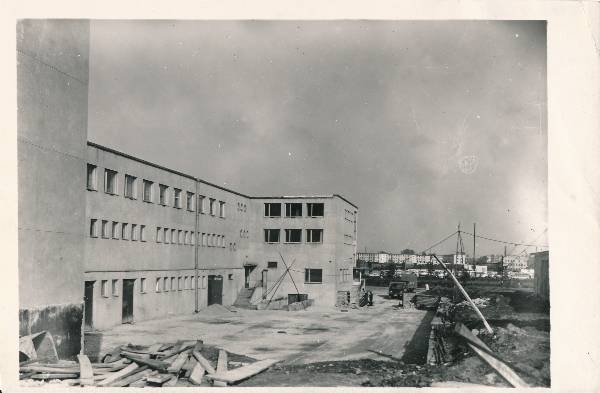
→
(194, 179, 200, 313)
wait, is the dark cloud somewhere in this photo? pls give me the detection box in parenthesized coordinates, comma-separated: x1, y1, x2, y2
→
(88, 20, 547, 255)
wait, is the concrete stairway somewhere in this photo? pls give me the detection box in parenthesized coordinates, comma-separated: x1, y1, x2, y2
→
(233, 287, 257, 309)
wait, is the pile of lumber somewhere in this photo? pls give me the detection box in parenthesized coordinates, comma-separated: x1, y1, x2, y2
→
(20, 340, 279, 387)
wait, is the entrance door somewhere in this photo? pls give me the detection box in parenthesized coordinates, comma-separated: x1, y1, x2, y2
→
(261, 270, 268, 292)
(122, 279, 135, 324)
(244, 265, 256, 288)
(84, 281, 94, 330)
(207, 275, 223, 306)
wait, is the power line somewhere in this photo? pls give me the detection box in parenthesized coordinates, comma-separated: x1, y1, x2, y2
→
(461, 230, 548, 248)
(423, 231, 458, 253)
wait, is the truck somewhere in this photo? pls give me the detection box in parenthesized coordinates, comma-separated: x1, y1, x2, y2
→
(394, 271, 418, 292)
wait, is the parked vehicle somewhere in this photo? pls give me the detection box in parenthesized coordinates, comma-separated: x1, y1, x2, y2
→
(388, 281, 408, 298)
(394, 272, 418, 292)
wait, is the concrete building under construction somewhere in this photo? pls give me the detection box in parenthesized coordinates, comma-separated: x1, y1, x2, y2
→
(18, 20, 358, 358)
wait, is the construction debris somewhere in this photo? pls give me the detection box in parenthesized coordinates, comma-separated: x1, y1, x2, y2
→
(20, 339, 275, 387)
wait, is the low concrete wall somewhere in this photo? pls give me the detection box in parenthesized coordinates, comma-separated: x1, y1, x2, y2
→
(284, 299, 314, 311)
(256, 297, 287, 310)
(19, 302, 83, 360)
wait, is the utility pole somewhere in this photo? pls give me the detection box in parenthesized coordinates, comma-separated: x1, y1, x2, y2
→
(473, 223, 476, 268)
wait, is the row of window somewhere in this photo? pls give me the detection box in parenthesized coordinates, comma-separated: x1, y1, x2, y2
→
(264, 203, 324, 218)
(240, 229, 249, 238)
(264, 229, 323, 243)
(98, 275, 230, 298)
(237, 202, 247, 212)
(87, 164, 226, 217)
(90, 219, 147, 241)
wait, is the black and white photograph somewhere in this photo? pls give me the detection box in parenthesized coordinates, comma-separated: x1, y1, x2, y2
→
(7, 8, 599, 391)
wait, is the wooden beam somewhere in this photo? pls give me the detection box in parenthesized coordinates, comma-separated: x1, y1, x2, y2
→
(109, 368, 153, 387)
(167, 352, 189, 374)
(121, 353, 169, 371)
(97, 363, 139, 386)
(467, 343, 529, 388)
(206, 359, 279, 384)
(189, 362, 206, 385)
(217, 350, 228, 373)
(192, 351, 216, 374)
(77, 354, 94, 386)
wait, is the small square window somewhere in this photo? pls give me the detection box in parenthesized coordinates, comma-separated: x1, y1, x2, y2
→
(228, 274, 234, 280)
(87, 164, 97, 191)
(178, 230, 183, 244)
(140, 225, 146, 242)
(112, 279, 119, 296)
(104, 169, 118, 195)
(305, 269, 323, 283)
(90, 219, 98, 238)
(202, 233, 207, 247)
(124, 174, 137, 199)
(131, 224, 138, 241)
(306, 229, 323, 243)
(140, 278, 146, 293)
(112, 221, 119, 239)
(191, 276, 196, 289)
(121, 223, 129, 240)
(173, 188, 182, 209)
(191, 232, 196, 245)
(184, 231, 189, 245)
(171, 229, 177, 244)
(101, 280, 108, 297)
(143, 180, 154, 203)
(159, 184, 169, 206)
(186, 192, 195, 211)
(171, 277, 176, 290)
(267, 261, 278, 269)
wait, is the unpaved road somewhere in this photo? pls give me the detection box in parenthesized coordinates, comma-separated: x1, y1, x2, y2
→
(94, 287, 431, 365)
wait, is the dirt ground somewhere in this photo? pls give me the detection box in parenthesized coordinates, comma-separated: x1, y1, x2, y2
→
(94, 287, 430, 372)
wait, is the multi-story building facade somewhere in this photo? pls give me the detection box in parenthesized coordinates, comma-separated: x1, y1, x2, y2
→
(83, 143, 358, 330)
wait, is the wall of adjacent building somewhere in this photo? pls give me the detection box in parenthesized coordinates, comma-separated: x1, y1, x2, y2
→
(17, 20, 90, 358)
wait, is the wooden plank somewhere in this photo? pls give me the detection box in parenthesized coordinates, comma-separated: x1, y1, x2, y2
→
(167, 352, 189, 374)
(146, 373, 174, 386)
(467, 343, 529, 388)
(121, 353, 169, 371)
(192, 350, 216, 374)
(454, 322, 493, 352)
(162, 344, 193, 362)
(31, 373, 78, 380)
(77, 354, 94, 386)
(206, 359, 279, 384)
(109, 368, 153, 387)
(164, 375, 178, 386)
(189, 362, 206, 385)
(20, 365, 79, 374)
(217, 350, 228, 373)
(97, 363, 139, 386)
(129, 379, 147, 388)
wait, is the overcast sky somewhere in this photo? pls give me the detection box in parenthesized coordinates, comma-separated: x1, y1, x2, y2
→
(88, 20, 547, 256)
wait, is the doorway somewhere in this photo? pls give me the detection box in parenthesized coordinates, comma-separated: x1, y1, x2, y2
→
(122, 279, 135, 324)
(84, 281, 94, 330)
(207, 275, 223, 305)
(244, 265, 256, 288)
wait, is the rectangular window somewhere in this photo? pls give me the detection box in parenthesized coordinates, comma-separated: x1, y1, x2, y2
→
(163, 228, 169, 244)
(307, 203, 324, 217)
(191, 276, 195, 289)
(101, 220, 109, 238)
(186, 192, 195, 211)
(163, 276, 169, 291)
(306, 229, 323, 243)
(159, 184, 169, 205)
(156, 227, 162, 243)
(104, 169, 118, 195)
(90, 219, 98, 238)
(184, 276, 189, 289)
(305, 269, 323, 283)
(264, 229, 280, 243)
(101, 280, 108, 297)
(264, 203, 281, 217)
(87, 164, 97, 191)
(171, 229, 177, 244)
(173, 188, 182, 208)
(171, 277, 176, 291)
(285, 203, 302, 217)
(191, 232, 196, 245)
(222, 235, 226, 248)
(209, 198, 216, 216)
(178, 230, 183, 244)
(143, 180, 154, 202)
(112, 279, 119, 296)
(285, 229, 302, 243)
(121, 223, 129, 240)
(140, 225, 146, 241)
(267, 261, 278, 269)
(184, 231, 189, 245)
(199, 195, 206, 214)
(219, 201, 226, 218)
(124, 174, 137, 199)
(112, 221, 119, 239)
(131, 224, 138, 241)
(155, 277, 161, 292)
(140, 278, 146, 293)
(202, 233, 207, 247)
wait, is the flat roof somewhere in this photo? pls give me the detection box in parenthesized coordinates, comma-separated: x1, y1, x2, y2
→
(88, 141, 358, 209)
